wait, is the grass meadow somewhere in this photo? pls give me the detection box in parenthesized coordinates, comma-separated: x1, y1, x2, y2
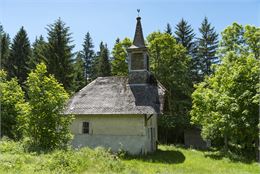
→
(0, 140, 259, 174)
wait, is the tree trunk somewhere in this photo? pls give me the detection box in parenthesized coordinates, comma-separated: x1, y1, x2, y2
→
(256, 137, 259, 162)
(224, 134, 228, 152)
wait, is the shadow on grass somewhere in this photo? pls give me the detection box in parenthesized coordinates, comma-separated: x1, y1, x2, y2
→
(172, 144, 257, 164)
(203, 150, 257, 164)
(123, 149, 185, 164)
(161, 144, 258, 164)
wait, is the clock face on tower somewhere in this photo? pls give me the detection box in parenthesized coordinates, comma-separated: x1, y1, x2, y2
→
(131, 53, 144, 70)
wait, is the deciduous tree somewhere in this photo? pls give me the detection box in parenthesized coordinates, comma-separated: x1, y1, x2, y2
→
(111, 38, 131, 76)
(147, 32, 192, 141)
(0, 70, 29, 139)
(22, 63, 73, 150)
(191, 23, 260, 156)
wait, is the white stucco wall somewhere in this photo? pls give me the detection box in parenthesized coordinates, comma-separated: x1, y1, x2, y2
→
(70, 114, 158, 154)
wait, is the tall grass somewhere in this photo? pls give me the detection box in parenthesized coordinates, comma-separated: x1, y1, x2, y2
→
(0, 138, 124, 174)
(0, 139, 259, 174)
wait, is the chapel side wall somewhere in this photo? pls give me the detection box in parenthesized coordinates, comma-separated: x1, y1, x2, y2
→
(70, 114, 145, 135)
(70, 114, 148, 154)
(144, 114, 158, 152)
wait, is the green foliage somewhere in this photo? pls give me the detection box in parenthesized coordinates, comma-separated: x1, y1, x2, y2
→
(111, 37, 131, 76)
(165, 23, 172, 35)
(20, 63, 73, 151)
(0, 25, 10, 71)
(7, 27, 31, 85)
(39, 147, 124, 174)
(29, 35, 47, 69)
(0, 141, 259, 174)
(0, 139, 124, 174)
(196, 17, 218, 78)
(191, 23, 260, 154)
(96, 42, 111, 77)
(244, 25, 260, 59)
(0, 71, 28, 139)
(219, 23, 260, 59)
(174, 18, 200, 85)
(45, 18, 75, 92)
(0, 137, 25, 154)
(175, 18, 195, 55)
(82, 32, 95, 81)
(147, 32, 192, 131)
(72, 52, 86, 91)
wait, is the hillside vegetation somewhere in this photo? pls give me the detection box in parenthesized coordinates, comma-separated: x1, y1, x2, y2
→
(0, 139, 259, 174)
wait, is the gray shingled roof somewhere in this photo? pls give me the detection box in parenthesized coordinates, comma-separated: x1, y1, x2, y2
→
(64, 76, 165, 115)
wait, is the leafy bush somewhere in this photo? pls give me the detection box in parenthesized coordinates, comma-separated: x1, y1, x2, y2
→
(0, 70, 28, 139)
(0, 139, 125, 174)
(191, 23, 259, 155)
(18, 63, 73, 151)
(0, 137, 24, 154)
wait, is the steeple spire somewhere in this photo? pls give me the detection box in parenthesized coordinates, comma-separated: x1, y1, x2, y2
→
(133, 16, 145, 48)
(127, 14, 150, 84)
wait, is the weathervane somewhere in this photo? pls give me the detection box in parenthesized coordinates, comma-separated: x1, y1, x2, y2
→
(137, 9, 140, 17)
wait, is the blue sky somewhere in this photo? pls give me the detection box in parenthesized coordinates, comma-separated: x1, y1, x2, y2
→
(1, 0, 259, 52)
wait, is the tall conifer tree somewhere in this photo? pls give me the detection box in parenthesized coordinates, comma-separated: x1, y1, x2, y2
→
(82, 32, 95, 82)
(0, 25, 10, 71)
(8, 27, 31, 85)
(45, 18, 75, 91)
(97, 42, 111, 77)
(196, 17, 218, 77)
(29, 35, 47, 69)
(165, 23, 173, 35)
(72, 52, 86, 91)
(175, 19, 200, 83)
(175, 18, 195, 55)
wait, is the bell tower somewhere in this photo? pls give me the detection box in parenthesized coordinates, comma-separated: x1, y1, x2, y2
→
(127, 16, 150, 84)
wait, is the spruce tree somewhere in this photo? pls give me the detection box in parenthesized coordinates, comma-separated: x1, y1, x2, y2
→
(0, 25, 3, 34)
(165, 23, 173, 35)
(29, 35, 47, 69)
(97, 42, 111, 77)
(8, 27, 31, 85)
(72, 52, 86, 91)
(115, 38, 120, 44)
(45, 18, 75, 91)
(175, 18, 195, 55)
(174, 19, 200, 84)
(89, 55, 99, 80)
(82, 32, 94, 82)
(0, 26, 10, 71)
(196, 17, 218, 77)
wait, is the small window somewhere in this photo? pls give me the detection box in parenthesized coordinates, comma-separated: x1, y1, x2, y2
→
(82, 122, 89, 134)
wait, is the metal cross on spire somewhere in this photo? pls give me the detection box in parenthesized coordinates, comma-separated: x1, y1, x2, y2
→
(137, 9, 140, 17)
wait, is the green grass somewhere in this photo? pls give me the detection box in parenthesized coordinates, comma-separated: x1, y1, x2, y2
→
(0, 140, 259, 174)
(120, 145, 259, 174)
